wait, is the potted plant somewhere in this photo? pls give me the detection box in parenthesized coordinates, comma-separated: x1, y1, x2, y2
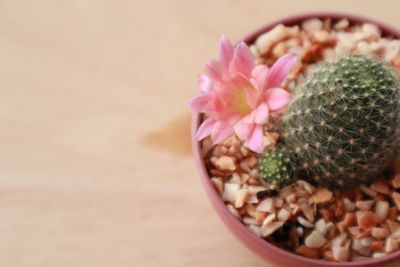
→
(190, 12, 400, 267)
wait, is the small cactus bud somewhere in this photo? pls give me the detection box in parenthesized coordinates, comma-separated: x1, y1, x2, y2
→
(258, 149, 292, 188)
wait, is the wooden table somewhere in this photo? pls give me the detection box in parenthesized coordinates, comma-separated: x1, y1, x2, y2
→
(1, 1, 400, 266)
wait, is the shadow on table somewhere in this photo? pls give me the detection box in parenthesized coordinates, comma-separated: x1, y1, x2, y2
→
(141, 113, 192, 156)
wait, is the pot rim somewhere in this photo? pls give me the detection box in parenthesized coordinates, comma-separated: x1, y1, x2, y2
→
(192, 11, 400, 267)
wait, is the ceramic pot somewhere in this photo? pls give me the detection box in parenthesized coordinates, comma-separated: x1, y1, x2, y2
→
(192, 11, 400, 267)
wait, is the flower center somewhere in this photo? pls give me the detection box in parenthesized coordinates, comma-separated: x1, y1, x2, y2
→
(231, 87, 252, 115)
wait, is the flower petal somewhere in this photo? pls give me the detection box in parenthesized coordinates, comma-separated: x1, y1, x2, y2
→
(270, 107, 285, 115)
(188, 93, 212, 111)
(264, 88, 291, 112)
(198, 75, 212, 92)
(246, 125, 264, 153)
(242, 110, 256, 124)
(251, 65, 269, 90)
(196, 118, 216, 140)
(233, 120, 252, 141)
(204, 59, 223, 81)
(211, 121, 234, 143)
(254, 102, 269, 124)
(252, 64, 267, 77)
(265, 54, 297, 89)
(219, 35, 234, 69)
(244, 87, 260, 109)
(229, 42, 254, 78)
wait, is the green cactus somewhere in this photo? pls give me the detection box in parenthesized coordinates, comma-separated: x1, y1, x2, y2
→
(260, 54, 400, 189)
(259, 149, 292, 188)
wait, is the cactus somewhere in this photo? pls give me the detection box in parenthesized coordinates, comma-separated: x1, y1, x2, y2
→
(259, 149, 292, 188)
(260, 54, 400, 189)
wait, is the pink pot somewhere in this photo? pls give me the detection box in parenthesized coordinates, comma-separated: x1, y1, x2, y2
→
(191, 12, 400, 267)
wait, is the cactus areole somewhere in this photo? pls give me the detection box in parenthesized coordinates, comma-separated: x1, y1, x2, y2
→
(260, 55, 400, 189)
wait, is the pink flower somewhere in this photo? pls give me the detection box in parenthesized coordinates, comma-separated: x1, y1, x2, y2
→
(189, 35, 297, 153)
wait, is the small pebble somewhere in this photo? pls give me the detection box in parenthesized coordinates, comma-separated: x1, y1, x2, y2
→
(391, 191, 400, 211)
(312, 188, 333, 204)
(302, 18, 323, 34)
(352, 239, 371, 256)
(213, 156, 236, 171)
(372, 252, 387, 258)
(348, 226, 361, 236)
(360, 185, 377, 198)
(305, 230, 327, 249)
(296, 227, 304, 237)
(375, 201, 389, 222)
(356, 200, 374, 211)
(343, 198, 356, 212)
(255, 24, 297, 55)
(392, 175, 400, 188)
(371, 181, 390, 195)
(263, 213, 276, 226)
(297, 180, 316, 194)
(277, 208, 291, 222)
(229, 173, 241, 185)
(243, 217, 258, 225)
(371, 227, 389, 239)
(332, 233, 350, 261)
(371, 240, 384, 252)
(235, 188, 249, 208)
(285, 193, 296, 204)
(272, 42, 287, 58)
(343, 212, 356, 226)
(261, 221, 284, 237)
(246, 195, 259, 204)
(296, 245, 319, 259)
(279, 185, 294, 199)
(385, 237, 399, 254)
(297, 216, 314, 228)
(386, 219, 400, 237)
(300, 204, 315, 222)
(313, 30, 330, 43)
(223, 183, 240, 202)
(357, 211, 379, 230)
(256, 198, 275, 213)
(362, 23, 381, 38)
(315, 218, 328, 235)
(254, 211, 267, 224)
(360, 237, 373, 247)
(256, 189, 278, 200)
(334, 19, 349, 31)
(248, 225, 262, 237)
(274, 197, 284, 208)
(323, 250, 335, 261)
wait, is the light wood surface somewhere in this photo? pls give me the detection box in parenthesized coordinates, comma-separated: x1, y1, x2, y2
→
(1, 1, 400, 266)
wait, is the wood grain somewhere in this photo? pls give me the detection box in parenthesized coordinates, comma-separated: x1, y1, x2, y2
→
(0, 1, 400, 266)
